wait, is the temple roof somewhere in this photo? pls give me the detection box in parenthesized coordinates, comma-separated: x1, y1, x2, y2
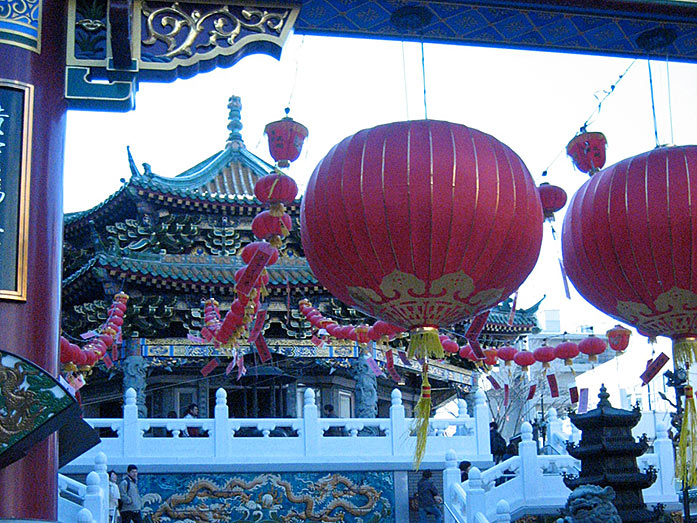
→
(64, 96, 277, 239)
(570, 385, 642, 428)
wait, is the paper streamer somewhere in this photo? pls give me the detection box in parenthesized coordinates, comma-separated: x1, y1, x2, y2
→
(559, 258, 571, 299)
(111, 345, 119, 362)
(527, 384, 537, 401)
(398, 350, 410, 366)
(225, 359, 236, 376)
(236, 354, 247, 380)
(201, 358, 220, 376)
(487, 375, 502, 390)
(80, 330, 99, 340)
(504, 384, 509, 406)
(640, 352, 670, 385)
(235, 246, 273, 296)
(248, 309, 267, 343)
(255, 335, 272, 363)
(578, 388, 589, 414)
(103, 354, 114, 369)
(385, 349, 402, 382)
(507, 291, 518, 326)
(547, 373, 560, 398)
(366, 356, 384, 377)
(569, 386, 579, 404)
(187, 333, 206, 343)
(311, 335, 326, 349)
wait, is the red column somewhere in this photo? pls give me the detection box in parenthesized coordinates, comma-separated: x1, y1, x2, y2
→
(0, 1, 66, 521)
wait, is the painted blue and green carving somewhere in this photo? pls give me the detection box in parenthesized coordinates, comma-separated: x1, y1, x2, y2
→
(0, 0, 42, 52)
(139, 471, 394, 523)
(74, 0, 107, 60)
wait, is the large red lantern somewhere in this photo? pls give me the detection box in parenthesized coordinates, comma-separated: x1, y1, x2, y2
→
(301, 119, 543, 467)
(264, 111, 309, 168)
(566, 131, 607, 174)
(538, 183, 567, 220)
(578, 336, 607, 363)
(301, 119, 543, 343)
(562, 145, 697, 366)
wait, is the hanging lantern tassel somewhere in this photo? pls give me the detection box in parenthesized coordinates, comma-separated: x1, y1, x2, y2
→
(412, 362, 432, 469)
(678, 384, 697, 487)
(673, 337, 697, 369)
(408, 327, 444, 361)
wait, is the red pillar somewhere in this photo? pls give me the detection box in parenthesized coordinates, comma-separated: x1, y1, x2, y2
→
(0, 1, 66, 521)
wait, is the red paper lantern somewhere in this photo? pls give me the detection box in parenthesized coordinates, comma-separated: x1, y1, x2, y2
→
(241, 241, 279, 266)
(533, 345, 556, 368)
(562, 145, 697, 365)
(554, 341, 580, 365)
(254, 173, 299, 205)
(458, 344, 472, 360)
(566, 131, 607, 174)
(578, 336, 607, 362)
(300, 119, 543, 340)
(264, 113, 309, 168)
(483, 348, 498, 366)
(513, 350, 536, 371)
(497, 345, 518, 366)
(252, 211, 292, 241)
(442, 338, 460, 354)
(606, 325, 632, 352)
(538, 183, 567, 220)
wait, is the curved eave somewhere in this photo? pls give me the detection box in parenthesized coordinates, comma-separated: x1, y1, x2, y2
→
(64, 185, 137, 240)
(64, 253, 319, 296)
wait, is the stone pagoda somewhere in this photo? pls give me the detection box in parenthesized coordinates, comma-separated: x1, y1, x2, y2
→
(564, 385, 658, 522)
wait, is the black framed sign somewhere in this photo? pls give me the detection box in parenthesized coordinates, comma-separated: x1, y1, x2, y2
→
(0, 80, 32, 301)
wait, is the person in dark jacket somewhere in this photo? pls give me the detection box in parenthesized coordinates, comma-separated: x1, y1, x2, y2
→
(490, 421, 506, 464)
(416, 470, 442, 523)
(119, 465, 142, 523)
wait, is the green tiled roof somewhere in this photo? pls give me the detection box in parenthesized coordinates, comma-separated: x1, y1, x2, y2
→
(65, 252, 317, 289)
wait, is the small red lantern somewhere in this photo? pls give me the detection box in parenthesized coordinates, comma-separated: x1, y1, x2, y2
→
(538, 183, 567, 220)
(533, 345, 556, 368)
(514, 350, 536, 371)
(442, 337, 460, 354)
(252, 211, 292, 246)
(458, 344, 472, 360)
(483, 348, 498, 366)
(264, 110, 309, 168)
(566, 131, 607, 174)
(497, 346, 518, 366)
(554, 341, 580, 365)
(254, 173, 299, 205)
(579, 336, 607, 362)
(241, 241, 279, 266)
(606, 325, 632, 352)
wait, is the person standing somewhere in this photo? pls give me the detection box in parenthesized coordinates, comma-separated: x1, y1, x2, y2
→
(183, 403, 200, 437)
(119, 465, 142, 523)
(108, 470, 121, 523)
(416, 470, 443, 523)
(490, 421, 506, 464)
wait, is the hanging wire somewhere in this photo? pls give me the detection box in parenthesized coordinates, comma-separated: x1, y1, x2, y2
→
(540, 59, 637, 177)
(401, 41, 410, 120)
(647, 58, 661, 147)
(666, 55, 675, 144)
(286, 35, 306, 112)
(420, 39, 428, 120)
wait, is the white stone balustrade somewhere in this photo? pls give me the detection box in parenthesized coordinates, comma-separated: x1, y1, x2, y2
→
(62, 387, 492, 474)
(58, 452, 109, 523)
(443, 420, 679, 523)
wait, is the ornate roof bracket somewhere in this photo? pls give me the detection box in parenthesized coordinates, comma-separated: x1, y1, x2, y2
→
(65, 0, 300, 111)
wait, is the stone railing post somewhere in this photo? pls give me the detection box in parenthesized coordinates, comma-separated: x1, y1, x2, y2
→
(389, 389, 407, 456)
(518, 422, 540, 504)
(94, 452, 109, 523)
(474, 389, 490, 458)
(465, 467, 487, 522)
(303, 388, 319, 455)
(443, 450, 461, 523)
(83, 472, 104, 523)
(214, 388, 230, 458)
(456, 398, 469, 436)
(653, 422, 677, 499)
(78, 508, 94, 523)
(496, 499, 512, 522)
(546, 408, 566, 454)
(123, 388, 139, 460)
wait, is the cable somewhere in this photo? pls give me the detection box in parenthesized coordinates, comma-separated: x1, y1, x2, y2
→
(666, 55, 675, 145)
(401, 41, 410, 120)
(647, 58, 660, 147)
(420, 39, 428, 120)
(285, 35, 306, 112)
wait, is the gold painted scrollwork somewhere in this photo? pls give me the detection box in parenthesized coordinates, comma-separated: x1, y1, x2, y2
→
(142, 2, 288, 59)
(616, 286, 697, 336)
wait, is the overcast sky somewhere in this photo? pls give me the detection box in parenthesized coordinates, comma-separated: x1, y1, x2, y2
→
(64, 34, 697, 353)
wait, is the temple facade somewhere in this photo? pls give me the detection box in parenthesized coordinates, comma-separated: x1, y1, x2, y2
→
(61, 96, 541, 422)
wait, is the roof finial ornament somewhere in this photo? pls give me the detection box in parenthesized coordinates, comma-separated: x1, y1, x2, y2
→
(226, 95, 245, 151)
